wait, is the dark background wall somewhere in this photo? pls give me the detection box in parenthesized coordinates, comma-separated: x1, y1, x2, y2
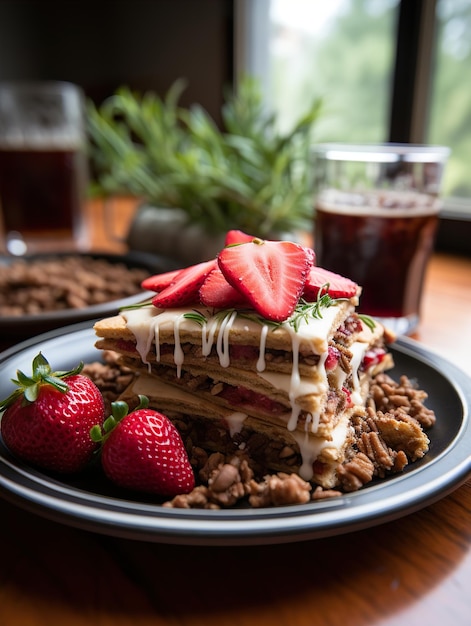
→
(0, 0, 235, 122)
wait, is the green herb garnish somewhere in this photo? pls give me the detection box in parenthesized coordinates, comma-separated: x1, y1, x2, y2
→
(183, 310, 208, 326)
(286, 295, 333, 332)
(120, 299, 154, 311)
(358, 313, 376, 331)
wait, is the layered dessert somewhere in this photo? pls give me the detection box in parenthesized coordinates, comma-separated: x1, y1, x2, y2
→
(93, 230, 431, 495)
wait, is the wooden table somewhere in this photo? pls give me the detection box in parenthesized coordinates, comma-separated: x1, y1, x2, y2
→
(1, 198, 471, 626)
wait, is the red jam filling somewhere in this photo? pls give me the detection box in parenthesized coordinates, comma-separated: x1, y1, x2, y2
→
(337, 315, 363, 338)
(361, 348, 387, 371)
(312, 460, 327, 476)
(325, 346, 340, 370)
(342, 386, 353, 408)
(116, 339, 138, 352)
(218, 385, 287, 415)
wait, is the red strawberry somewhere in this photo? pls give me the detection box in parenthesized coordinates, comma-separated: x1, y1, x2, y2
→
(325, 345, 340, 370)
(304, 246, 316, 266)
(302, 266, 358, 301)
(217, 238, 313, 321)
(0, 353, 105, 473)
(224, 230, 317, 267)
(199, 267, 249, 308)
(224, 229, 256, 246)
(151, 259, 217, 308)
(141, 268, 182, 293)
(91, 398, 195, 497)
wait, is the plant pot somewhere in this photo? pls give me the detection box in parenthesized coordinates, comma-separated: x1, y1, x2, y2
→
(125, 205, 226, 266)
(124, 204, 304, 267)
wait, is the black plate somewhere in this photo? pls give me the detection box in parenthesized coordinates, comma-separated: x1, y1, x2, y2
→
(0, 323, 470, 546)
(0, 251, 178, 343)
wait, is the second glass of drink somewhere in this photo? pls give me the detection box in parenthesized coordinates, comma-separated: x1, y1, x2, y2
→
(313, 143, 449, 335)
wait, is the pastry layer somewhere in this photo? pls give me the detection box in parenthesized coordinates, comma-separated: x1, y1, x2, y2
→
(94, 303, 392, 439)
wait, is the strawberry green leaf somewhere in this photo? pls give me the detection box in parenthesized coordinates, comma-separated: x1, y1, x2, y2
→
(32, 352, 50, 373)
(90, 396, 150, 444)
(23, 383, 40, 404)
(90, 424, 105, 444)
(0, 352, 85, 411)
(43, 375, 70, 393)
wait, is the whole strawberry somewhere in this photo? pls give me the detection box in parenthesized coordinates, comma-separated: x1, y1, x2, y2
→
(0, 352, 106, 473)
(90, 397, 195, 497)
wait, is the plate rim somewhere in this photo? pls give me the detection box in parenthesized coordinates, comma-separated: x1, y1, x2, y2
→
(1, 322, 470, 546)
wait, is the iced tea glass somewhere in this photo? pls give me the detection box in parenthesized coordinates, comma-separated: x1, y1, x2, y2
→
(313, 143, 450, 335)
(0, 81, 89, 255)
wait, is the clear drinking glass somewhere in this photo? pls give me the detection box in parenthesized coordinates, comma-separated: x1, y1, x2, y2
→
(313, 143, 450, 335)
(0, 81, 89, 255)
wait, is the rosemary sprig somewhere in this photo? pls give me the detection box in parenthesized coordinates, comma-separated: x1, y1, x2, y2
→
(183, 310, 207, 326)
(287, 295, 333, 332)
(120, 299, 154, 311)
(358, 313, 376, 331)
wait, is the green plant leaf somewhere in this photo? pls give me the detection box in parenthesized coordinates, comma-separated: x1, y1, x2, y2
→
(87, 76, 323, 235)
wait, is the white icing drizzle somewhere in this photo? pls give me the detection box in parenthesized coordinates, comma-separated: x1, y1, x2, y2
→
(349, 341, 369, 405)
(259, 348, 328, 434)
(257, 324, 269, 372)
(123, 307, 154, 370)
(123, 305, 339, 432)
(330, 363, 348, 390)
(122, 304, 345, 436)
(173, 315, 186, 377)
(310, 411, 320, 434)
(292, 416, 351, 481)
(202, 316, 218, 357)
(216, 310, 237, 368)
(153, 319, 161, 364)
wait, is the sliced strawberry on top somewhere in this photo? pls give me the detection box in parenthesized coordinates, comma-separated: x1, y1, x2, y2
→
(217, 239, 313, 322)
(302, 266, 358, 301)
(151, 259, 217, 308)
(224, 229, 256, 246)
(304, 246, 316, 266)
(199, 266, 250, 309)
(141, 268, 182, 293)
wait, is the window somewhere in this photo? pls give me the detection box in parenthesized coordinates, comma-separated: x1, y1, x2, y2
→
(426, 0, 471, 206)
(237, 0, 471, 240)
(268, 0, 399, 143)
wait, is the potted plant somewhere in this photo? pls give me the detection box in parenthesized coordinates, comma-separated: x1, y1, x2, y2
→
(86, 77, 322, 264)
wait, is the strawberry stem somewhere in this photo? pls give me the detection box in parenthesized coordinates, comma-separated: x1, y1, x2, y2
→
(0, 352, 84, 412)
(90, 395, 149, 444)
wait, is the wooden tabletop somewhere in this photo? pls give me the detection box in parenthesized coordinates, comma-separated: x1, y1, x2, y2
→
(1, 198, 471, 626)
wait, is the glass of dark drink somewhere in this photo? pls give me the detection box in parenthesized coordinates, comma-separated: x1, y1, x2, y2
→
(313, 143, 449, 335)
(0, 81, 89, 255)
